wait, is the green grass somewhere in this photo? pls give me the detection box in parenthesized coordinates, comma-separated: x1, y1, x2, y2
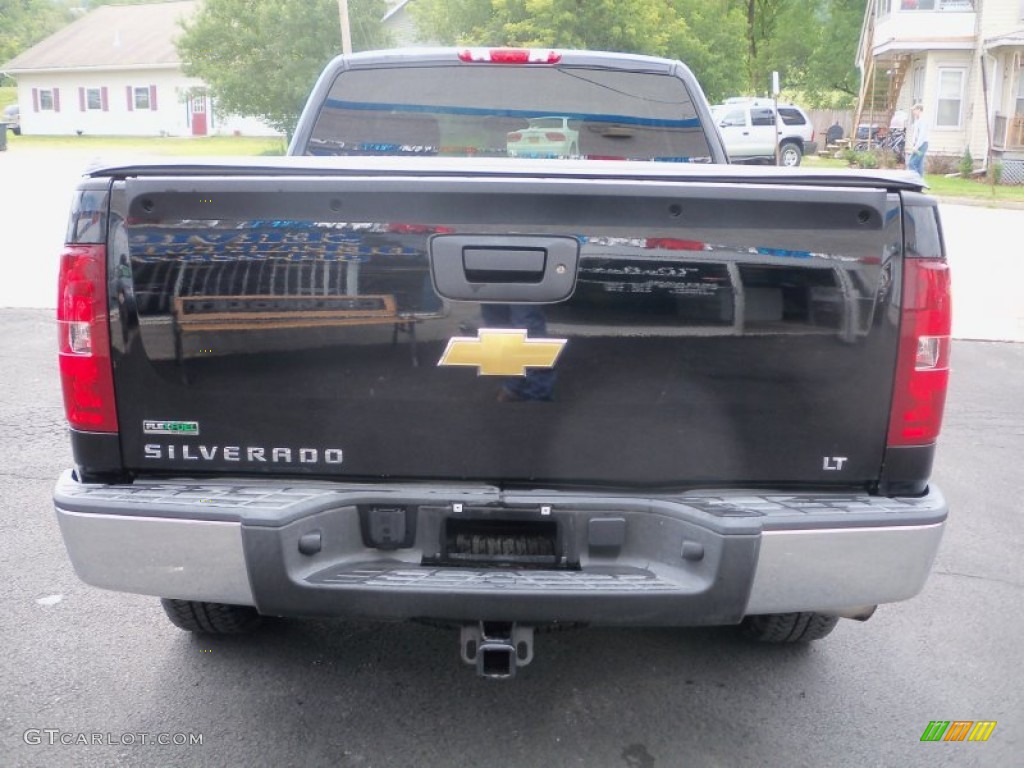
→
(803, 155, 1024, 202)
(917, 173, 1024, 202)
(802, 156, 847, 170)
(5, 133, 287, 156)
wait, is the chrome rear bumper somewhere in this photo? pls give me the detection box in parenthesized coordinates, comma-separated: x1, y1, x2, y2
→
(55, 471, 947, 623)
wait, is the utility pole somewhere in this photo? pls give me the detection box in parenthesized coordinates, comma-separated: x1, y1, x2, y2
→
(337, 0, 352, 55)
(772, 71, 780, 166)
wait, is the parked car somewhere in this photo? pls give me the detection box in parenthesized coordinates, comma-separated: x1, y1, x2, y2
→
(3, 104, 20, 135)
(711, 98, 817, 166)
(507, 116, 579, 158)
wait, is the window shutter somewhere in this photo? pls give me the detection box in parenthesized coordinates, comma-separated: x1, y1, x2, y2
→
(101, 87, 109, 112)
(126, 86, 134, 111)
(79, 88, 85, 111)
(149, 85, 158, 110)
(32, 88, 39, 112)
(53, 89, 61, 112)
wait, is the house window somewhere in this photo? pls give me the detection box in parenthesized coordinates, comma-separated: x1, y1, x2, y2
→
(877, 0, 891, 18)
(1017, 71, 1024, 115)
(39, 89, 55, 110)
(134, 87, 151, 110)
(936, 68, 966, 127)
(900, 0, 974, 9)
(86, 88, 103, 110)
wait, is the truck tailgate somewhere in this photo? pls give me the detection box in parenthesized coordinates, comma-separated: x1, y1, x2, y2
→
(108, 169, 902, 489)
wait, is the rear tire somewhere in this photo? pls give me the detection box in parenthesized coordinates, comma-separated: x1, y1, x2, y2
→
(160, 598, 262, 634)
(740, 612, 839, 643)
(779, 141, 803, 167)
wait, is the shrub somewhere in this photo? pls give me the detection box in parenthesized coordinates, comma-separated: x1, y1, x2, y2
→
(926, 154, 958, 175)
(856, 151, 879, 169)
(877, 149, 900, 169)
(988, 161, 1003, 185)
(958, 149, 974, 178)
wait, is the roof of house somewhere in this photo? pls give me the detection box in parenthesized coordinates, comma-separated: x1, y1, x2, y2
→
(382, 0, 413, 24)
(984, 31, 1024, 50)
(2, 1, 197, 73)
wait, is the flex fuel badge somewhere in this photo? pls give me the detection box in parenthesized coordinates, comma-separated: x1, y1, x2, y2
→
(143, 420, 200, 436)
(438, 329, 566, 376)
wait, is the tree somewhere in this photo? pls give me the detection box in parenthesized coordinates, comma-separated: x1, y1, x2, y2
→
(412, 0, 858, 107)
(796, 0, 862, 106)
(735, 0, 861, 106)
(414, 0, 684, 53)
(412, 0, 745, 102)
(0, 0, 77, 72)
(176, 0, 391, 137)
(670, 0, 747, 103)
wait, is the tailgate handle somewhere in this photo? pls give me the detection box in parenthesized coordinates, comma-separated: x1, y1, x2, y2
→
(430, 235, 579, 303)
(463, 248, 546, 283)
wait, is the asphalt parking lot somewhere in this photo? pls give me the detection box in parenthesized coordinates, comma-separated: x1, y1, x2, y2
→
(0, 148, 1021, 766)
(1, 314, 1020, 767)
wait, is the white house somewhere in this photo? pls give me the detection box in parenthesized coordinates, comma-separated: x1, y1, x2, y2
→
(1, 1, 279, 137)
(383, 0, 419, 46)
(856, 0, 1024, 181)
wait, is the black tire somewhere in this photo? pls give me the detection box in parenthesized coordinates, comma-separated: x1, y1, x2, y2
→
(160, 598, 262, 634)
(740, 612, 839, 643)
(779, 141, 803, 167)
(12, 126, 20, 136)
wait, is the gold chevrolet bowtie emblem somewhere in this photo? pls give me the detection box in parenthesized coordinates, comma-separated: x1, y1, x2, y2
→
(438, 329, 567, 376)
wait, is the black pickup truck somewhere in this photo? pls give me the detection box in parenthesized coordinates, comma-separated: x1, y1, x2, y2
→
(54, 49, 951, 678)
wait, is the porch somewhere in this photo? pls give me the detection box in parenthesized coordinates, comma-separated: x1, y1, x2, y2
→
(993, 113, 1024, 151)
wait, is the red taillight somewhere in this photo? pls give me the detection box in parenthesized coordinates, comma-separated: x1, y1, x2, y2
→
(507, 132, 522, 142)
(57, 244, 118, 432)
(887, 258, 951, 446)
(545, 132, 566, 141)
(458, 48, 561, 64)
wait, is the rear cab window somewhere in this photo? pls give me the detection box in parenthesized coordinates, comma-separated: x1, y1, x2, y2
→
(305, 64, 713, 163)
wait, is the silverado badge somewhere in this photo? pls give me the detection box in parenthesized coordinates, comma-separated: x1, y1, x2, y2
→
(437, 329, 567, 376)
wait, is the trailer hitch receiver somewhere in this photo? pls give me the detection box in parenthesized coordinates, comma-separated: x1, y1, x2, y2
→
(460, 622, 534, 679)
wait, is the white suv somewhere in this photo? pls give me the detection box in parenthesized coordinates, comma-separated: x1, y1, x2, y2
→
(711, 99, 817, 167)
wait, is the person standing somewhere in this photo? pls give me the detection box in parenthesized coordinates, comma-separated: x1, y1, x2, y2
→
(908, 103, 930, 177)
